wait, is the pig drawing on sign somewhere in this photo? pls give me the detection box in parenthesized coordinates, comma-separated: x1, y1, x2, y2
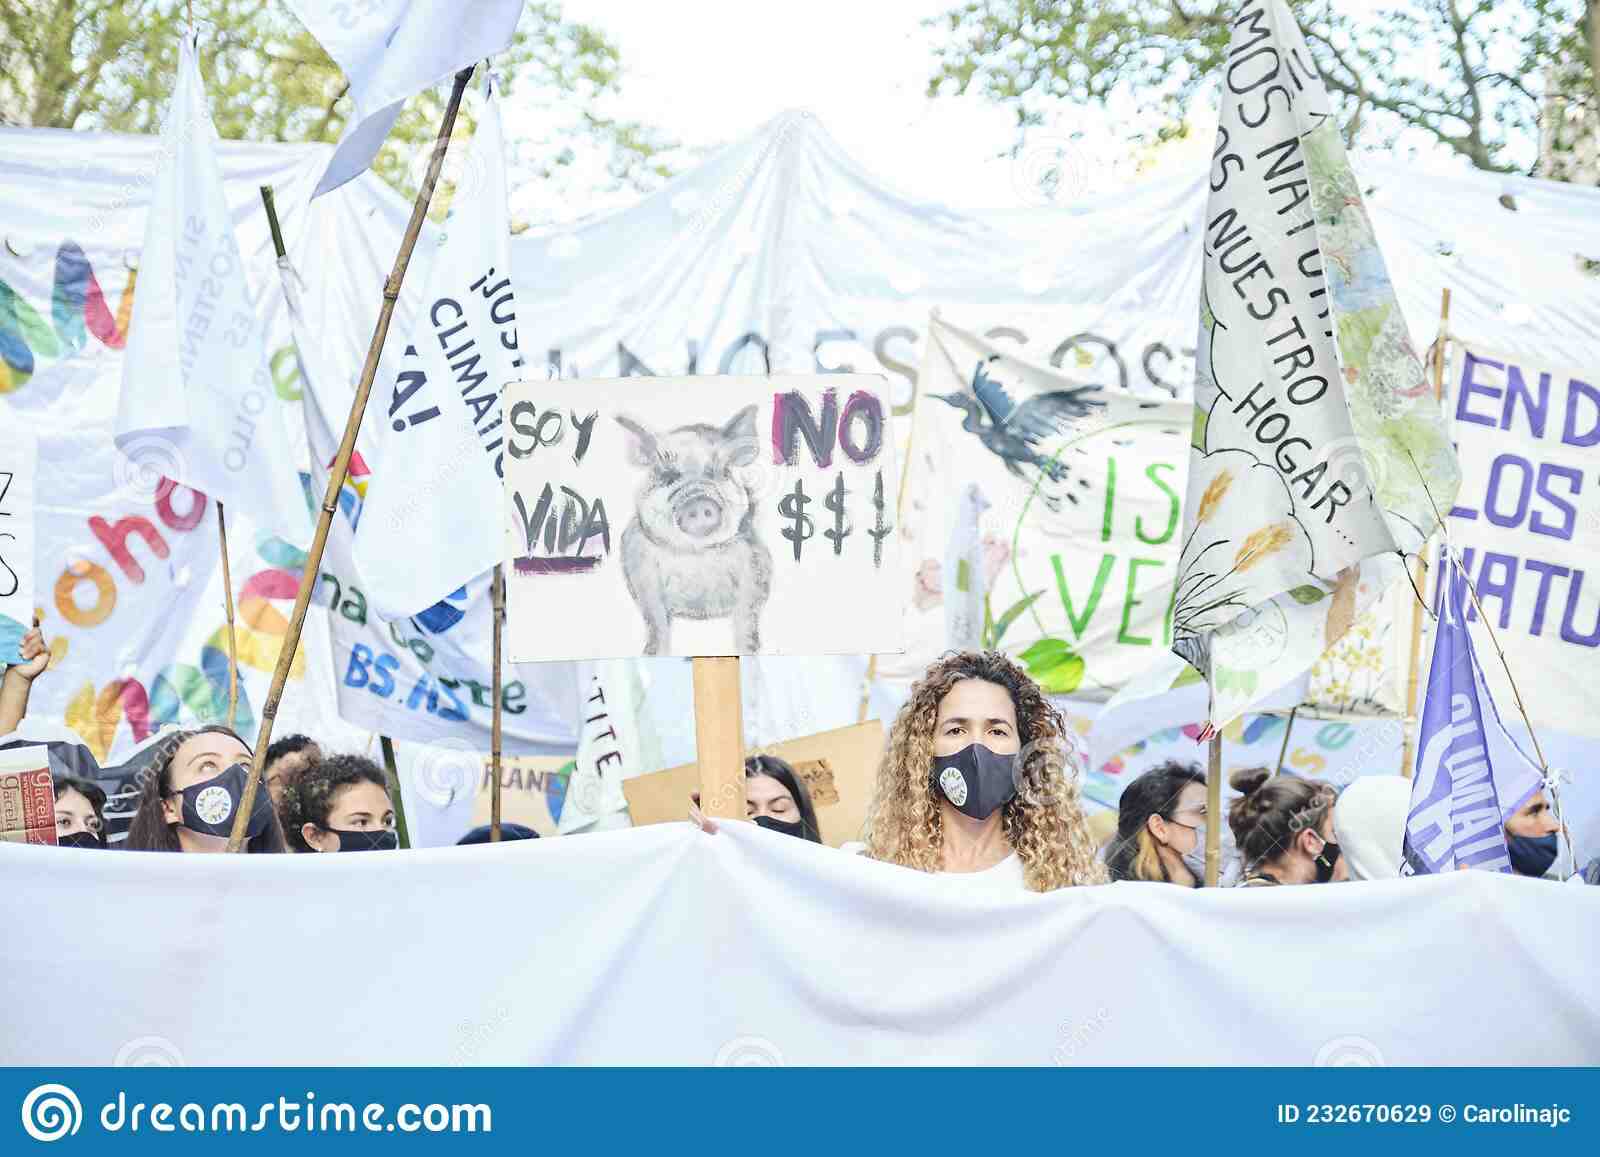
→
(615, 405, 772, 655)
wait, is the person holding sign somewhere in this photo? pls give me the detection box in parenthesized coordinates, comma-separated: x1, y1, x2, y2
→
(858, 652, 1106, 892)
(124, 727, 286, 854)
(280, 755, 398, 854)
(1228, 770, 1345, 887)
(0, 622, 48, 739)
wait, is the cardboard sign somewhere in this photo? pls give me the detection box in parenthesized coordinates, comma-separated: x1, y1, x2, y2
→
(501, 375, 903, 661)
(621, 719, 885, 847)
(469, 756, 575, 837)
(0, 425, 36, 666)
(0, 747, 56, 845)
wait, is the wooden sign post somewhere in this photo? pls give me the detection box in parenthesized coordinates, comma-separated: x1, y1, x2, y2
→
(693, 658, 745, 821)
(1205, 731, 1222, 887)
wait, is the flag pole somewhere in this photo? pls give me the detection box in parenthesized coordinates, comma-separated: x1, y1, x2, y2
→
(1400, 288, 1451, 777)
(226, 66, 477, 851)
(258, 181, 414, 852)
(490, 564, 505, 842)
(216, 502, 239, 729)
(379, 735, 411, 850)
(1205, 731, 1222, 886)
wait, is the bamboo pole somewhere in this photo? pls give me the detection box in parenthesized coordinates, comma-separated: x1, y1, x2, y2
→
(379, 735, 411, 850)
(1205, 732, 1222, 887)
(695, 657, 746, 822)
(216, 502, 239, 729)
(1271, 705, 1298, 778)
(227, 66, 476, 851)
(490, 564, 505, 842)
(1400, 288, 1451, 778)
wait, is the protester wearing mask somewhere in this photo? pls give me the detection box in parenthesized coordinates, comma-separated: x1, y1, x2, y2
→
(1228, 768, 1345, 886)
(1105, 761, 1208, 886)
(1503, 789, 1562, 879)
(53, 775, 107, 849)
(856, 651, 1105, 892)
(687, 755, 823, 843)
(280, 754, 397, 854)
(0, 621, 49, 738)
(124, 725, 285, 853)
(1331, 775, 1410, 881)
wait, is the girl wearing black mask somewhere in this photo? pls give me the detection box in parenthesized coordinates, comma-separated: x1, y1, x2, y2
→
(859, 651, 1105, 892)
(744, 755, 821, 843)
(281, 754, 397, 854)
(124, 725, 286, 853)
(1228, 768, 1344, 886)
(53, 775, 107, 849)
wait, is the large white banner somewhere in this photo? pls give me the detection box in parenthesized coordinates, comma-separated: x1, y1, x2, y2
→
(1444, 344, 1600, 737)
(1, 826, 1595, 1064)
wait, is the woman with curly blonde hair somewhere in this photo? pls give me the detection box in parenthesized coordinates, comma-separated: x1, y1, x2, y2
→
(860, 651, 1106, 892)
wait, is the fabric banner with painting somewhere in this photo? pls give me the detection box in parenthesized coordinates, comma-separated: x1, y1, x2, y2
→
(0, 422, 35, 665)
(1442, 343, 1600, 737)
(1171, 0, 1459, 727)
(895, 315, 1190, 698)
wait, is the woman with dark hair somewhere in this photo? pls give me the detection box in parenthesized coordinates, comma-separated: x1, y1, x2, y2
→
(859, 650, 1106, 892)
(280, 754, 396, 853)
(1105, 760, 1209, 886)
(124, 725, 285, 853)
(744, 754, 822, 843)
(1227, 767, 1344, 886)
(53, 775, 107, 849)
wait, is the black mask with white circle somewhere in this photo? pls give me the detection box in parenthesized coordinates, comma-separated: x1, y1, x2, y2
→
(929, 743, 1019, 820)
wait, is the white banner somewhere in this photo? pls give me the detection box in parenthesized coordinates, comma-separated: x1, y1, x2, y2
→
(0, 418, 36, 664)
(1, 825, 1595, 1064)
(1444, 344, 1600, 737)
(114, 37, 308, 545)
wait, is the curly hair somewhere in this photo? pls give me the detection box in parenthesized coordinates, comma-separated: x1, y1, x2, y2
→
(279, 754, 390, 853)
(123, 725, 286, 853)
(1227, 766, 1337, 872)
(861, 650, 1107, 891)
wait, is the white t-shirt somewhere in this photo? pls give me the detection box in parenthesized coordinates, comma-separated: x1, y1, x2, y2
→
(839, 843, 1029, 892)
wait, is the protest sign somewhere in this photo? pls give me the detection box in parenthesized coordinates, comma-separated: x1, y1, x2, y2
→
(1444, 344, 1600, 736)
(0, 425, 35, 666)
(470, 755, 574, 835)
(0, 748, 56, 846)
(895, 316, 1191, 697)
(621, 719, 884, 847)
(502, 375, 903, 661)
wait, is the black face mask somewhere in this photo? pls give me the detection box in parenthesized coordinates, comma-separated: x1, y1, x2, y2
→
(58, 829, 106, 850)
(752, 814, 810, 841)
(327, 827, 398, 853)
(1313, 837, 1342, 884)
(930, 743, 1018, 820)
(1507, 833, 1559, 878)
(175, 762, 273, 840)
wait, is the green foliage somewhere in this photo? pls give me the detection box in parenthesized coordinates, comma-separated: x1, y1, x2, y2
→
(0, 0, 672, 201)
(927, 1, 1592, 176)
(982, 589, 1046, 649)
(1018, 636, 1085, 693)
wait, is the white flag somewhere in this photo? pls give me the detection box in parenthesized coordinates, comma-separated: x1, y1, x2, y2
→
(353, 88, 520, 620)
(1171, 0, 1459, 726)
(287, 0, 525, 198)
(114, 36, 308, 544)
